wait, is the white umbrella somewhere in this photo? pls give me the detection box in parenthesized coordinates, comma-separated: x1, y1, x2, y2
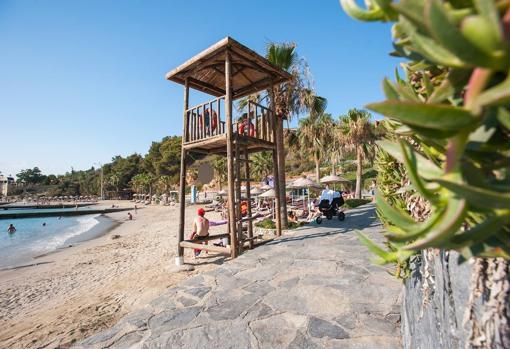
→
(291, 177, 321, 189)
(290, 177, 321, 209)
(259, 189, 276, 198)
(320, 175, 349, 184)
(259, 189, 277, 219)
(260, 184, 272, 190)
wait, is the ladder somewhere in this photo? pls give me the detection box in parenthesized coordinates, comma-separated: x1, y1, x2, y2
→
(233, 135, 255, 254)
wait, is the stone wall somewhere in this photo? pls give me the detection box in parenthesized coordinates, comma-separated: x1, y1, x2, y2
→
(401, 251, 510, 349)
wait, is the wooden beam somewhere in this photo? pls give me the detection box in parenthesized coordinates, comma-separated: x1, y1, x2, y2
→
(179, 241, 231, 254)
(225, 50, 238, 259)
(187, 77, 225, 97)
(183, 233, 230, 243)
(177, 78, 190, 263)
(244, 145, 254, 249)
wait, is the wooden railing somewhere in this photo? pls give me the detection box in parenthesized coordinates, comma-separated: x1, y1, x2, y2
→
(184, 98, 275, 144)
(234, 101, 274, 143)
(185, 96, 226, 143)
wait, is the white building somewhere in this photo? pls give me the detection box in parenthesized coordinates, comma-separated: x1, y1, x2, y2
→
(0, 175, 14, 198)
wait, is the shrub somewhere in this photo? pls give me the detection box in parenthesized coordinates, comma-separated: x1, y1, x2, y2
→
(255, 219, 301, 230)
(345, 198, 371, 209)
(340, 0, 510, 264)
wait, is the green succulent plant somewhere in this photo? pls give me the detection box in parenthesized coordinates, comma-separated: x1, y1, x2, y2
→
(341, 0, 510, 264)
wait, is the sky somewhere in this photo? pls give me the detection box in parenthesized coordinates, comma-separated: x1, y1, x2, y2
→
(0, 0, 399, 178)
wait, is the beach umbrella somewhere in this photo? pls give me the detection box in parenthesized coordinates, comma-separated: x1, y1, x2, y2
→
(259, 189, 276, 198)
(259, 189, 277, 219)
(290, 177, 321, 209)
(320, 174, 349, 192)
(320, 175, 349, 184)
(291, 177, 321, 189)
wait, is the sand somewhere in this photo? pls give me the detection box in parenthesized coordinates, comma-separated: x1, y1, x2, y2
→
(0, 200, 228, 348)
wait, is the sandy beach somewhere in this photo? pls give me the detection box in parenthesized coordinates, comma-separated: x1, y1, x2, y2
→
(0, 201, 227, 348)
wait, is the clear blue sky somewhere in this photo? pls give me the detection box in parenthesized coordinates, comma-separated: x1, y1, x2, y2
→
(0, 0, 397, 177)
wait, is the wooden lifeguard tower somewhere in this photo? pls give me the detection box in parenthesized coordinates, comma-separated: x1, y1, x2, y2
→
(167, 37, 291, 265)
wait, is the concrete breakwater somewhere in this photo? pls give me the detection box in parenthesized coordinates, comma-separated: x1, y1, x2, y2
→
(0, 207, 132, 220)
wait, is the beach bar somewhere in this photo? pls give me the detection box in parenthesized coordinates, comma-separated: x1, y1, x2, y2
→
(167, 37, 291, 264)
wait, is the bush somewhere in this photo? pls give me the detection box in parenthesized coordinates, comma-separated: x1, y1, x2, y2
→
(345, 199, 371, 209)
(255, 219, 275, 229)
(255, 219, 301, 230)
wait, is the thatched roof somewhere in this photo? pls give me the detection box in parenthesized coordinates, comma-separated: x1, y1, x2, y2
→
(166, 37, 292, 99)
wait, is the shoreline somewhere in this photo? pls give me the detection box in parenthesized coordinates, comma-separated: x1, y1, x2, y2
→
(0, 213, 121, 272)
(0, 201, 227, 348)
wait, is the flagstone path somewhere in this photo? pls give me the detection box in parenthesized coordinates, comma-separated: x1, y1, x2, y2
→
(76, 204, 402, 349)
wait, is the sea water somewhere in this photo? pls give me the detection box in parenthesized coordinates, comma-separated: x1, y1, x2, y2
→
(0, 213, 104, 269)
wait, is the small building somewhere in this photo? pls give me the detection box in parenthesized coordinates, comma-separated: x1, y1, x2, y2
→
(0, 175, 15, 198)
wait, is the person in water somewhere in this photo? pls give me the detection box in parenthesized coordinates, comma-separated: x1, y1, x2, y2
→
(42, 222, 46, 226)
(7, 224, 16, 234)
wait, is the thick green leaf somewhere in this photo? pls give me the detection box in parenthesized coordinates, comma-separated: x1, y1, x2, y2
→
(475, 75, 510, 108)
(428, 77, 455, 103)
(339, 0, 385, 21)
(426, 0, 506, 69)
(382, 78, 400, 100)
(410, 30, 467, 68)
(356, 232, 398, 263)
(386, 206, 446, 242)
(377, 139, 442, 179)
(434, 178, 510, 209)
(497, 108, 510, 131)
(449, 215, 509, 247)
(405, 197, 467, 250)
(400, 140, 438, 202)
(367, 100, 477, 131)
(392, 0, 428, 34)
(376, 192, 416, 230)
(473, 0, 503, 42)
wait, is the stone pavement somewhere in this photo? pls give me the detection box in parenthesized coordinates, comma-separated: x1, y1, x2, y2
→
(76, 204, 402, 349)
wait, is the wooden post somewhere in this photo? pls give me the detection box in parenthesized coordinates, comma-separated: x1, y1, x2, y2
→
(225, 50, 238, 258)
(269, 84, 282, 237)
(244, 145, 254, 248)
(177, 78, 190, 265)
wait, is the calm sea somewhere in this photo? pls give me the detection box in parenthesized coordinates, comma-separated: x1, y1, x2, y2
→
(0, 210, 115, 269)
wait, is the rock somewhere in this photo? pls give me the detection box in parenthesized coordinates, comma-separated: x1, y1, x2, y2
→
(308, 316, 349, 339)
(249, 313, 307, 349)
(148, 307, 201, 334)
(288, 331, 322, 349)
(184, 286, 211, 299)
(111, 234, 121, 240)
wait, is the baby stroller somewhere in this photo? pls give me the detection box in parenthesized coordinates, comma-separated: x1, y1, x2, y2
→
(315, 195, 345, 224)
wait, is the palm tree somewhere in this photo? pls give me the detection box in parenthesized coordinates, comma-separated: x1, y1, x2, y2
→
(298, 113, 335, 181)
(157, 175, 173, 194)
(338, 109, 376, 199)
(237, 43, 324, 227)
(251, 151, 273, 181)
(211, 157, 227, 190)
(266, 43, 326, 227)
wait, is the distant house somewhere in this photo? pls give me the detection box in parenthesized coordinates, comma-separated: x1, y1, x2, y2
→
(0, 175, 15, 197)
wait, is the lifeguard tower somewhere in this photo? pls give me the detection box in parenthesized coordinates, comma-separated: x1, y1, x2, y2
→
(167, 37, 292, 265)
